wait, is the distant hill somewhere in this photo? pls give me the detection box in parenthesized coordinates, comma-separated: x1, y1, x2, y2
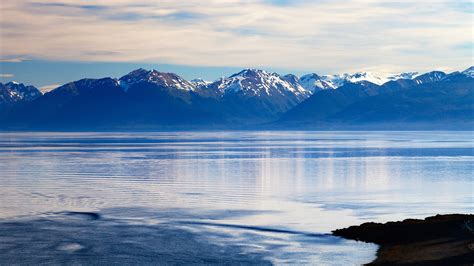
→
(0, 82, 41, 112)
(277, 67, 473, 129)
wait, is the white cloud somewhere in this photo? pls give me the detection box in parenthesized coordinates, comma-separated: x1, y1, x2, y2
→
(0, 0, 471, 74)
(0, 58, 26, 63)
(39, 84, 60, 93)
(0, 74, 14, 78)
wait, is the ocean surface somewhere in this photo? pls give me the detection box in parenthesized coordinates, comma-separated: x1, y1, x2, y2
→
(0, 131, 472, 265)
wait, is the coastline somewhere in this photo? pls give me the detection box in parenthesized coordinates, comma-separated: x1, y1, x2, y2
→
(333, 214, 474, 265)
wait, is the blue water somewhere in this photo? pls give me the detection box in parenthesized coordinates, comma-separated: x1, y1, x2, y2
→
(0, 131, 472, 264)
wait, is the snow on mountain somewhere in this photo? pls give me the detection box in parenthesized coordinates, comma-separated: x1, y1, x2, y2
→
(299, 71, 425, 91)
(282, 74, 300, 87)
(337, 72, 419, 86)
(461, 66, 474, 78)
(190, 78, 211, 89)
(281, 74, 309, 94)
(298, 72, 384, 91)
(387, 72, 419, 80)
(0, 81, 41, 104)
(208, 69, 310, 98)
(412, 71, 447, 84)
(299, 73, 337, 92)
(343, 72, 386, 85)
(119, 68, 195, 92)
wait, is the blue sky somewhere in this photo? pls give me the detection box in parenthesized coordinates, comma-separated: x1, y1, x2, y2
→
(0, 0, 472, 88)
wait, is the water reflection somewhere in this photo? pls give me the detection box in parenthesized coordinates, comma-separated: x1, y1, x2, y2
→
(0, 131, 472, 264)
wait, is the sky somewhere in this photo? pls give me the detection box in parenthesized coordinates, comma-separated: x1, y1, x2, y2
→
(0, 0, 472, 89)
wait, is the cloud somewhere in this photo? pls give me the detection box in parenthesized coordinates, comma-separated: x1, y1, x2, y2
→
(0, 74, 14, 78)
(39, 84, 60, 93)
(0, 0, 471, 74)
(0, 57, 27, 63)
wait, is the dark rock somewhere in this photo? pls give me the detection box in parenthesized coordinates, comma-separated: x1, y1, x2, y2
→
(333, 214, 474, 265)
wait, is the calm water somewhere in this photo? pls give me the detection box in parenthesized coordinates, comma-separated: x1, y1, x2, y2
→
(0, 131, 472, 264)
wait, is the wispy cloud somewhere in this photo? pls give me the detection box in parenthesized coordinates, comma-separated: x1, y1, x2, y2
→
(39, 84, 60, 93)
(0, 0, 471, 73)
(0, 74, 14, 78)
(0, 57, 27, 63)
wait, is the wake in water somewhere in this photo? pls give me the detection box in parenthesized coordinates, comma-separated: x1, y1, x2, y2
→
(0, 212, 271, 265)
(0, 210, 374, 265)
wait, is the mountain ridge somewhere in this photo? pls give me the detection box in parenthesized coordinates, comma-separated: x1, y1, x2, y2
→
(1, 66, 472, 130)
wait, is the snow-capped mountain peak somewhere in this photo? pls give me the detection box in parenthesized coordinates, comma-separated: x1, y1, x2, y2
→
(412, 71, 447, 84)
(299, 73, 337, 91)
(344, 72, 386, 85)
(387, 72, 419, 80)
(190, 78, 211, 89)
(282, 74, 300, 84)
(299, 71, 386, 91)
(212, 68, 309, 97)
(299, 70, 426, 90)
(119, 68, 195, 92)
(282, 74, 307, 91)
(0, 81, 42, 104)
(344, 71, 418, 85)
(461, 66, 474, 78)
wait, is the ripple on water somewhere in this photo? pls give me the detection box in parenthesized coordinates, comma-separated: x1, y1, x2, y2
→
(0, 131, 472, 264)
(0, 212, 376, 265)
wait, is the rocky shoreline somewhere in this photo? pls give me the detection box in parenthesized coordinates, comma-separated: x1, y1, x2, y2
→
(333, 214, 474, 265)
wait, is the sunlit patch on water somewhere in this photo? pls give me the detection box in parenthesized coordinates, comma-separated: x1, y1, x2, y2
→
(56, 243, 84, 252)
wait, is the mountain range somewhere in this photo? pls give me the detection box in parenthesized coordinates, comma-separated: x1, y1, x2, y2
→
(0, 82, 42, 112)
(0, 66, 472, 130)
